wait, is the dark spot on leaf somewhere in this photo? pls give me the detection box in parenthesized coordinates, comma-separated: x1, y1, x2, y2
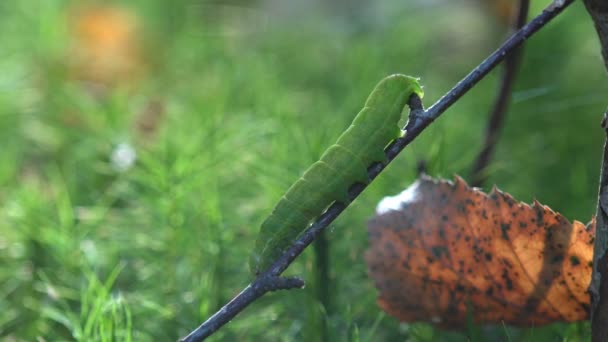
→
(431, 246, 449, 259)
(501, 223, 510, 240)
(570, 256, 580, 267)
(502, 269, 513, 291)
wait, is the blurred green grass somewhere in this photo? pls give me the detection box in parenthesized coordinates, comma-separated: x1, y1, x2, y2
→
(0, 0, 605, 341)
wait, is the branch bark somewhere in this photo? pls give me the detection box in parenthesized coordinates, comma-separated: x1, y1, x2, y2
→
(470, 0, 529, 187)
(583, 2, 608, 340)
(591, 115, 608, 342)
(179, 1, 575, 341)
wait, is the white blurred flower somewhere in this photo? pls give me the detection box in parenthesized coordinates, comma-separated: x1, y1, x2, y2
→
(80, 239, 99, 263)
(111, 142, 136, 172)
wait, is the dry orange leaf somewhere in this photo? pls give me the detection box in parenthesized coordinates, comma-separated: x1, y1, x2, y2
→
(365, 176, 595, 328)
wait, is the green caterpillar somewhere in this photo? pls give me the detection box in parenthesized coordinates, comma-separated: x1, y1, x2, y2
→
(250, 74, 423, 275)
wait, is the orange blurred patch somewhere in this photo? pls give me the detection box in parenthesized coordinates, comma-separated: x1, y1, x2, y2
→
(492, 0, 515, 23)
(68, 4, 145, 88)
(482, 0, 516, 25)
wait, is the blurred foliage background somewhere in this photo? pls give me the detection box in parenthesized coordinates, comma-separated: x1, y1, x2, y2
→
(0, 0, 606, 341)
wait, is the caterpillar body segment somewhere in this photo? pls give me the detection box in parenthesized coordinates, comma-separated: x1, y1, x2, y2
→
(250, 74, 423, 275)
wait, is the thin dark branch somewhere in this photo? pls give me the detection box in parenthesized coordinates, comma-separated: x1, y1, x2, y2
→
(470, 0, 529, 187)
(582, 2, 608, 340)
(258, 276, 305, 292)
(179, 1, 574, 341)
(591, 114, 608, 342)
(180, 276, 304, 341)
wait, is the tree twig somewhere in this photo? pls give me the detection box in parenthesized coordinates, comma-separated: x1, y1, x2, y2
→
(591, 114, 608, 342)
(470, 0, 529, 187)
(582, 2, 608, 340)
(179, 1, 575, 341)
